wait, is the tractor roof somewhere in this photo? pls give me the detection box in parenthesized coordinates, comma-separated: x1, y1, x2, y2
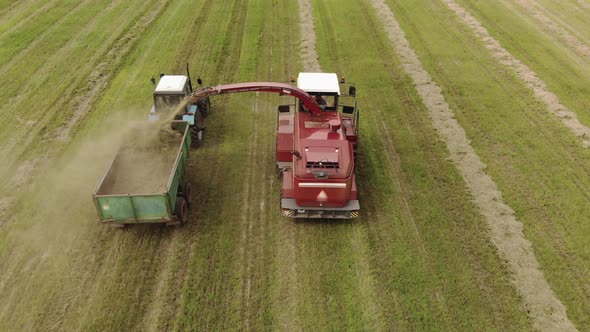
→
(297, 73, 340, 95)
(154, 75, 188, 94)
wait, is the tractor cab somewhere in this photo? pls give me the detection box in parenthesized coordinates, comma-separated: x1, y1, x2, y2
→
(149, 75, 194, 121)
(147, 68, 210, 147)
(153, 75, 191, 110)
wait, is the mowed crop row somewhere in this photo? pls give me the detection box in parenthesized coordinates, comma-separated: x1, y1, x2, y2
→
(0, 0, 588, 330)
(0, 0, 171, 191)
(382, 0, 590, 328)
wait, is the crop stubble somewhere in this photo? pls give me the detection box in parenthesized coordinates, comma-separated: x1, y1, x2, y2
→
(370, 0, 575, 330)
(443, 0, 590, 148)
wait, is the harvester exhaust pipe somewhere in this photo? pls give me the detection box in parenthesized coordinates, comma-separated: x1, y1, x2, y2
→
(329, 119, 342, 133)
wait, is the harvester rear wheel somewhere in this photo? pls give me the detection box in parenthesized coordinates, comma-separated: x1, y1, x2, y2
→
(175, 197, 188, 224)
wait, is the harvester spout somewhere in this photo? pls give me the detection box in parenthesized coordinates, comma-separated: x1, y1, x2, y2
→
(187, 82, 325, 116)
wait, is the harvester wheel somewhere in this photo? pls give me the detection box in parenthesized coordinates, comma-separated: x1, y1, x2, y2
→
(182, 182, 192, 206)
(175, 197, 188, 224)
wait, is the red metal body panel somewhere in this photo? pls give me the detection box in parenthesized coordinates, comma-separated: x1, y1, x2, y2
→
(282, 171, 294, 198)
(291, 111, 355, 208)
(189, 82, 325, 116)
(277, 114, 294, 162)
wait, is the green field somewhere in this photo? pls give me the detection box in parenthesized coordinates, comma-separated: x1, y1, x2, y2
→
(0, 0, 588, 330)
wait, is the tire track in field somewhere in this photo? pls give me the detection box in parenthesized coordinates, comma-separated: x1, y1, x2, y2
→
(234, 94, 258, 330)
(54, 0, 171, 141)
(160, 1, 251, 329)
(0, 0, 165, 227)
(0, 0, 96, 76)
(370, 0, 576, 330)
(0, 0, 123, 162)
(298, 0, 321, 72)
(0, 0, 59, 39)
(139, 2, 215, 331)
(0, 2, 183, 330)
(442, 0, 590, 148)
(270, 3, 315, 329)
(140, 233, 177, 332)
(78, 0, 234, 328)
(509, 0, 590, 58)
(288, 1, 382, 329)
(0, 0, 43, 26)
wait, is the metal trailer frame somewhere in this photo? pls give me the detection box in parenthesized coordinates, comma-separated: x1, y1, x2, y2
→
(92, 121, 191, 226)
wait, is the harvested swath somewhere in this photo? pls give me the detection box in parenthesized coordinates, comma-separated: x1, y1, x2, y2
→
(102, 125, 182, 194)
(369, 0, 576, 330)
(298, 0, 321, 72)
(443, 0, 590, 148)
(511, 0, 590, 58)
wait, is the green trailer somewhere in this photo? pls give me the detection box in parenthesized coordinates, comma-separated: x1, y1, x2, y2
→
(92, 121, 192, 226)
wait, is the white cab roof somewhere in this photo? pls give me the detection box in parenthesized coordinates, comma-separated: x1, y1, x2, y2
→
(154, 75, 188, 94)
(297, 72, 340, 95)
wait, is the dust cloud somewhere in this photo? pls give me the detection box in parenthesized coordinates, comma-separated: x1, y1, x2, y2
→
(2, 103, 188, 261)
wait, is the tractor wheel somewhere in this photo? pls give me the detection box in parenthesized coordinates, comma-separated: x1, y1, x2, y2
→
(182, 182, 192, 206)
(175, 197, 188, 224)
(198, 97, 211, 118)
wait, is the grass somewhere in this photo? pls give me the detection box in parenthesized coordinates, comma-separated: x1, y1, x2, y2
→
(454, 0, 590, 127)
(0, 0, 588, 330)
(387, 0, 590, 328)
(535, 0, 590, 43)
(0, 0, 166, 182)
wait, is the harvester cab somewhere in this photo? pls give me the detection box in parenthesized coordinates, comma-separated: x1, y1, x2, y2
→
(149, 66, 210, 147)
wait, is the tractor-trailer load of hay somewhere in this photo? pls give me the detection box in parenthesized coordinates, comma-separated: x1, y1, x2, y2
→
(92, 121, 192, 227)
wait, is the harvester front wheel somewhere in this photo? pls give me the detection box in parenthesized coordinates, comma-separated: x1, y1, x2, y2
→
(175, 197, 188, 224)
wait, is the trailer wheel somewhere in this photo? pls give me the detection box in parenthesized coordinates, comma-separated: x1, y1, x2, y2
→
(190, 126, 203, 148)
(182, 182, 192, 206)
(175, 197, 188, 224)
